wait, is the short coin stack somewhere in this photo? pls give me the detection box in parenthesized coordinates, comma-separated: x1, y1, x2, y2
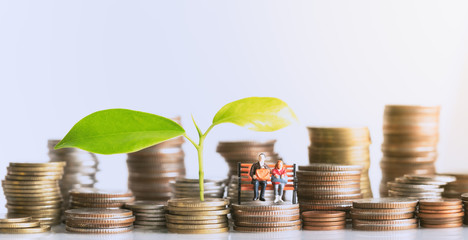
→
(387, 175, 456, 199)
(297, 164, 362, 213)
(302, 211, 346, 230)
(217, 140, 279, 203)
(166, 198, 229, 234)
(172, 178, 226, 199)
(65, 208, 134, 233)
(418, 199, 463, 228)
(127, 134, 186, 201)
(2, 162, 65, 225)
(351, 198, 418, 231)
(0, 214, 51, 234)
(380, 105, 440, 196)
(48, 139, 99, 210)
(307, 127, 373, 198)
(69, 188, 135, 209)
(461, 194, 468, 225)
(125, 201, 166, 231)
(443, 174, 468, 198)
(232, 203, 301, 232)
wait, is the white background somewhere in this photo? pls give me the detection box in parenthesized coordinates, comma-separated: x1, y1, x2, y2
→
(1, 0, 468, 214)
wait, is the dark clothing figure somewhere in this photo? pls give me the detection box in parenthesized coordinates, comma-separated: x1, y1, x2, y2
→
(249, 162, 271, 201)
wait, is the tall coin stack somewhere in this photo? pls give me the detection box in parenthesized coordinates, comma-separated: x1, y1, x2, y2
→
(172, 178, 226, 199)
(127, 134, 186, 201)
(65, 208, 134, 234)
(69, 188, 135, 209)
(2, 162, 65, 225)
(380, 105, 440, 197)
(217, 140, 280, 203)
(443, 174, 468, 198)
(232, 204, 301, 232)
(166, 198, 229, 234)
(297, 164, 362, 213)
(418, 199, 463, 228)
(307, 127, 372, 198)
(387, 175, 455, 199)
(125, 201, 166, 231)
(351, 198, 418, 231)
(48, 139, 99, 210)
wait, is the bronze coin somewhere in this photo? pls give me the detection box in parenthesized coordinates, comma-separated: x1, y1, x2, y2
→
(353, 198, 418, 209)
(65, 225, 134, 233)
(303, 225, 345, 231)
(303, 217, 345, 222)
(418, 209, 462, 214)
(417, 212, 464, 219)
(421, 223, 463, 228)
(350, 212, 414, 220)
(233, 225, 301, 232)
(419, 198, 462, 206)
(301, 211, 346, 218)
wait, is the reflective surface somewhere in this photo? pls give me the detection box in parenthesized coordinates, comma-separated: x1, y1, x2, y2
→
(0, 225, 465, 240)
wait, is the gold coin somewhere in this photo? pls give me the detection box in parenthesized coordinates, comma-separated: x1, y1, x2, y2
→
(0, 221, 40, 228)
(10, 162, 66, 168)
(166, 218, 226, 224)
(65, 225, 134, 233)
(6, 175, 62, 181)
(65, 208, 133, 219)
(0, 213, 32, 223)
(166, 206, 226, 212)
(165, 214, 226, 221)
(2, 180, 58, 185)
(168, 209, 229, 216)
(0, 225, 51, 233)
(6, 204, 62, 210)
(166, 222, 227, 230)
(167, 198, 228, 208)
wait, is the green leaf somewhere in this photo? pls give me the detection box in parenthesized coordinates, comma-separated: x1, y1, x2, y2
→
(212, 97, 298, 132)
(54, 109, 185, 154)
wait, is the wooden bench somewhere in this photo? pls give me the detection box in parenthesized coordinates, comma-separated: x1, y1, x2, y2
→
(237, 163, 297, 205)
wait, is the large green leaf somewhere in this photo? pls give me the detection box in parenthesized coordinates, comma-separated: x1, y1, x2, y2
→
(212, 97, 298, 132)
(54, 109, 185, 154)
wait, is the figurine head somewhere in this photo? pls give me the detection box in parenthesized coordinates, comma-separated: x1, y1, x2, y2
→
(258, 153, 266, 165)
(275, 160, 284, 169)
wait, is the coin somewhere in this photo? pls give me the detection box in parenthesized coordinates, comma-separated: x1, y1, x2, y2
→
(168, 227, 229, 234)
(65, 208, 133, 219)
(301, 211, 346, 218)
(65, 225, 134, 233)
(352, 198, 418, 209)
(0, 225, 51, 234)
(167, 198, 228, 208)
(125, 201, 165, 210)
(233, 225, 301, 232)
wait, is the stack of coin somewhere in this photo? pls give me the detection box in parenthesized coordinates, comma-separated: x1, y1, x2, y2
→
(351, 198, 418, 231)
(302, 211, 346, 230)
(297, 164, 362, 213)
(65, 208, 134, 233)
(226, 176, 275, 204)
(0, 214, 51, 234)
(380, 105, 440, 197)
(127, 126, 186, 201)
(125, 201, 166, 231)
(418, 199, 463, 228)
(217, 140, 279, 203)
(2, 162, 65, 225)
(166, 198, 229, 234)
(443, 174, 468, 198)
(387, 175, 455, 199)
(307, 127, 372, 198)
(69, 188, 135, 209)
(171, 178, 226, 199)
(461, 193, 468, 225)
(48, 139, 99, 211)
(232, 203, 301, 232)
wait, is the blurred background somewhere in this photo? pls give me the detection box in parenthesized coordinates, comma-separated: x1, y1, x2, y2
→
(0, 0, 467, 211)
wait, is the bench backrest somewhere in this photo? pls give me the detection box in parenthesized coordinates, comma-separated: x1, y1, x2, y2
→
(238, 163, 296, 184)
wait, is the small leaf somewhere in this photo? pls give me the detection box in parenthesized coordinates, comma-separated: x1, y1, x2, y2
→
(55, 109, 185, 154)
(212, 97, 298, 132)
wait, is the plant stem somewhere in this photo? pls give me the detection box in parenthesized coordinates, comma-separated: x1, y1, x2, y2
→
(184, 122, 217, 202)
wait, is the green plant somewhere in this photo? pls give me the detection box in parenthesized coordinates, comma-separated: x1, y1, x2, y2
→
(55, 97, 297, 201)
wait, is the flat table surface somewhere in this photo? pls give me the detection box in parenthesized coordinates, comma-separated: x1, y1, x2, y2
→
(0, 225, 466, 240)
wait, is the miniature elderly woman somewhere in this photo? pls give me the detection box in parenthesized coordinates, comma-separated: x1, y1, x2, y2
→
(271, 160, 288, 203)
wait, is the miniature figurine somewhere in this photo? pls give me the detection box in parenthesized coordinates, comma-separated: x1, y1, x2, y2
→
(250, 153, 271, 201)
(271, 160, 287, 203)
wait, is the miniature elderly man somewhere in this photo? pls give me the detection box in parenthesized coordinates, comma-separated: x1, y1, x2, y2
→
(249, 153, 271, 201)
